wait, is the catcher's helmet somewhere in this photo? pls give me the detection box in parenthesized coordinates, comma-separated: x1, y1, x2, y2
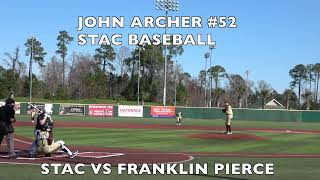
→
(5, 98, 15, 105)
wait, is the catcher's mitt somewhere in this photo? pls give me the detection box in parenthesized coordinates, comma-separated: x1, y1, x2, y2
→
(222, 108, 226, 113)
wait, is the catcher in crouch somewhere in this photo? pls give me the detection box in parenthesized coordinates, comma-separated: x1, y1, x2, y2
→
(29, 110, 78, 158)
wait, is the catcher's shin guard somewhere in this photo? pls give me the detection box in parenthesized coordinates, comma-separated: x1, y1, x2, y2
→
(56, 140, 73, 156)
(29, 141, 38, 158)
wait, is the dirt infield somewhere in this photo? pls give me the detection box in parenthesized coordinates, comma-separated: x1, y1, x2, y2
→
(0, 135, 193, 165)
(185, 132, 267, 141)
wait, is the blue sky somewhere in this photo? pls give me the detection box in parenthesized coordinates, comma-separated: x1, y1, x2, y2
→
(1, 0, 319, 93)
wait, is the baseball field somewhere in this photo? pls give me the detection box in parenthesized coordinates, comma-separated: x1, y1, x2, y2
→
(1, 115, 320, 180)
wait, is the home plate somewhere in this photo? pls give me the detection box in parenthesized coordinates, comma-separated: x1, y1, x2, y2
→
(77, 152, 124, 159)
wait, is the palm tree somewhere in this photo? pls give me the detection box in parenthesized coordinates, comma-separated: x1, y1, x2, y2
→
(198, 70, 207, 106)
(209, 65, 227, 89)
(209, 65, 227, 107)
(181, 72, 191, 84)
(228, 74, 246, 108)
(258, 80, 273, 109)
(214, 87, 225, 107)
(302, 90, 312, 110)
(283, 89, 294, 110)
(238, 84, 246, 108)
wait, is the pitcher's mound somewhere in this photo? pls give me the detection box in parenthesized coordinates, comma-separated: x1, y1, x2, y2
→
(186, 132, 267, 141)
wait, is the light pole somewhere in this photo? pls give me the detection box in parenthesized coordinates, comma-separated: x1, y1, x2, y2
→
(209, 44, 216, 107)
(137, 45, 145, 105)
(156, 0, 179, 106)
(204, 53, 209, 107)
(174, 59, 177, 106)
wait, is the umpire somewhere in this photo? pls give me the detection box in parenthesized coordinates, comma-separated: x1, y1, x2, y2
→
(0, 98, 17, 159)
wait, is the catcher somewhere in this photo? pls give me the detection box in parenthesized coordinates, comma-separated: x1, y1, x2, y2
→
(30, 105, 54, 145)
(176, 112, 182, 125)
(29, 110, 78, 158)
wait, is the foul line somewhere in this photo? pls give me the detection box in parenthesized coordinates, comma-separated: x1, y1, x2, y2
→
(77, 152, 124, 159)
(15, 138, 32, 145)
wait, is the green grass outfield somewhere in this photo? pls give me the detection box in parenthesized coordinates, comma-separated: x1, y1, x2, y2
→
(15, 114, 320, 131)
(1, 115, 320, 179)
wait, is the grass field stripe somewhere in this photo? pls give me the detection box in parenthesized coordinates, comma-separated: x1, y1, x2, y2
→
(0, 161, 40, 166)
(185, 153, 320, 157)
(247, 129, 319, 135)
(132, 155, 194, 166)
(0, 161, 92, 167)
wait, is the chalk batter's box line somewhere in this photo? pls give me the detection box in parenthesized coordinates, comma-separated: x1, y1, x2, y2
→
(0, 152, 124, 160)
(1, 138, 33, 147)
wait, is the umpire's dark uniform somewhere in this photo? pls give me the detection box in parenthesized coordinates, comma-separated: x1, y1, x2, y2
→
(0, 98, 17, 158)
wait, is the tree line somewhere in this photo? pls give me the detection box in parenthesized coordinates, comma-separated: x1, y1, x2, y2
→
(0, 30, 319, 110)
